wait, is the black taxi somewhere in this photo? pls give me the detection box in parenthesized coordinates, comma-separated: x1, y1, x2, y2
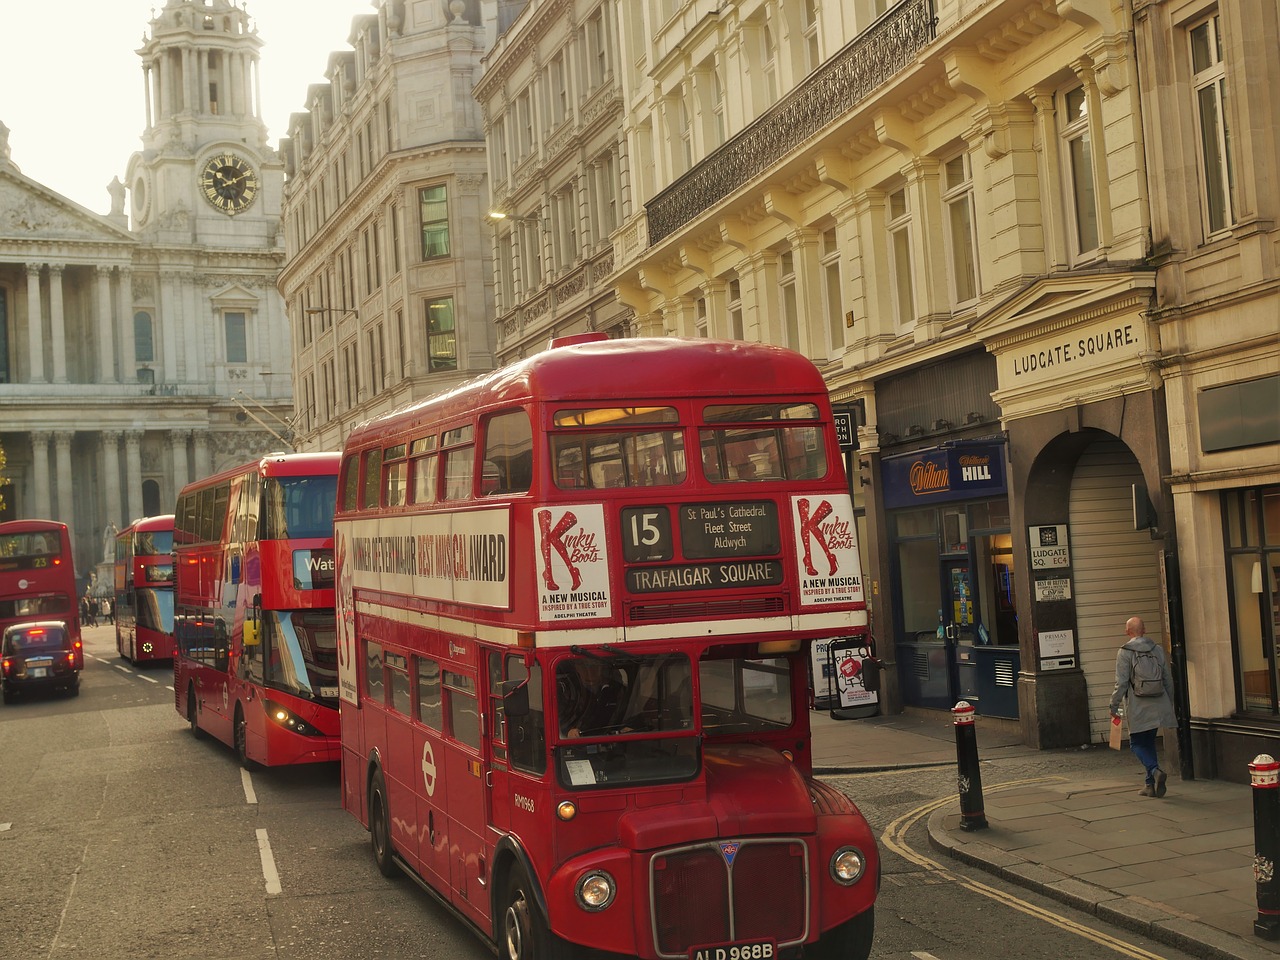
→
(1, 620, 82, 703)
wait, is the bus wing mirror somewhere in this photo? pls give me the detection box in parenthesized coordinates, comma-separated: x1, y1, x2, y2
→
(501, 679, 530, 717)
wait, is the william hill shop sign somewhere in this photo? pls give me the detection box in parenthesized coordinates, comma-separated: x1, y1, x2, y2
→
(882, 442, 1007, 510)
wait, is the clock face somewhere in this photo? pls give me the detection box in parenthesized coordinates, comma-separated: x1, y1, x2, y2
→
(199, 154, 259, 215)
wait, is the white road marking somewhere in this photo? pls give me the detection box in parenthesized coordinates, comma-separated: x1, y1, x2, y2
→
(166, 685, 175, 691)
(241, 769, 258, 805)
(138, 674, 158, 684)
(255, 828, 282, 895)
(113, 664, 131, 674)
(912, 953, 944, 959)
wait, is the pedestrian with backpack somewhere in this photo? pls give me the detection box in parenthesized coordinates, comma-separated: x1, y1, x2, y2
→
(1109, 616, 1177, 797)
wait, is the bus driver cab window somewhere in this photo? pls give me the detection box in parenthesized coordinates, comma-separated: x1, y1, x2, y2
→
(557, 658, 625, 737)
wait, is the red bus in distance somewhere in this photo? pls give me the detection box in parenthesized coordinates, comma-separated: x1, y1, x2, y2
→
(335, 336, 875, 960)
(173, 453, 341, 767)
(0, 520, 82, 667)
(114, 514, 175, 664)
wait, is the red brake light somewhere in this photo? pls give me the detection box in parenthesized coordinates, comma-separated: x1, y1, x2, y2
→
(52, 557, 62, 566)
(67, 651, 76, 662)
(29, 628, 45, 636)
(74, 640, 82, 650)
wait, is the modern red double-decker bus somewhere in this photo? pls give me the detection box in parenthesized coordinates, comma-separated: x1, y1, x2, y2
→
(173, 453, 341, 767)
(114, 514, 176, 664)
(335, 336, 877, 960)
(0, 520, 82, 664)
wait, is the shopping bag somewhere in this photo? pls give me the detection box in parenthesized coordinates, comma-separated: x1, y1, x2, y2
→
(1108, 715, 1124, 750)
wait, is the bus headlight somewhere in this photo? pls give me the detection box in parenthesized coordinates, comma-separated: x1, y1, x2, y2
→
(264, 699, 321, 737)
(829, 846, 866, 885)
(575, 871, 616, 911)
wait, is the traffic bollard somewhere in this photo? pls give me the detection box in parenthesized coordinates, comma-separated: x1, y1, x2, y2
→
(953, 700, 988, 831)
(1252, 754, 1280, 940)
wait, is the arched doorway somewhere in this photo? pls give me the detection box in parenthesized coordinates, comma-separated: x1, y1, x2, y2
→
(142, 478, 162, 518)
(1069, 439, 1163, 742)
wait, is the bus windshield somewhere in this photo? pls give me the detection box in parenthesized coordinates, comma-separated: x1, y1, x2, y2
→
(0, 531, 63, 569)
(136, 529, 174, 556)
(698, 654, 795, 735)
(257, 609, 339, 704)
(554, 653, 698, 790)
(264, 475, 338, 540)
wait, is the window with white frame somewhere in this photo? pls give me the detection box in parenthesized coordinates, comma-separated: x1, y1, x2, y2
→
(583, 7, 608, 91)
(821, 228, 843, 358)
(761, 21, 778, 108)
(548, 51, 568, 128)
(1190, 13, 1236, 236)
(942, 153, 979, 305)
(802, 0, 820, 72)
(419, 185, 450, 260)
(425, 297, 457, 372)
(391, 205, 401, 275)
(696, 58, 725, 152)
(695, 295, 708, 337)
(516, 90, 533, 160)
(497, 232, 515, 310)
(1059, 85, 1099, 256)
(887, 187, 916, 330)
(668, 91, 693, 176)
(779, 249, 800, 349)
(521, 221, 543, 292)
(492, 118, 509, 188)
(394, 307, 405, 378)
(727, 276, 744, 340)
(552, 186, 577, 271)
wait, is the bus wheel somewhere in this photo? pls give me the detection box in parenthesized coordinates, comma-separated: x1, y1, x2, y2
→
(500, 865, 554, 960)
(368, 769, 398, 878)
(234, 705, 254, 770)
(807, 906, 873, 960)
(186, 685, 206, 739)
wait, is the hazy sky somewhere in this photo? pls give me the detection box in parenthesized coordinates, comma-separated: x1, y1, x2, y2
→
(1, 0, 375, 214)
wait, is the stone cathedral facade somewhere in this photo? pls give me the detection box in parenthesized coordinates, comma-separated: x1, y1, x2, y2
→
(0, 0, 292, 588)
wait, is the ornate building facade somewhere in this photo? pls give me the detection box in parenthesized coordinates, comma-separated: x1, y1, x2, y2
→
(0, 0, 291, 584)
(477, 0, 1279, 778)
(277, 0, 501, 452)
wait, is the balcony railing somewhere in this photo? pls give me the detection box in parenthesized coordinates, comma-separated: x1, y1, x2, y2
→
(647, 0, 936, 245)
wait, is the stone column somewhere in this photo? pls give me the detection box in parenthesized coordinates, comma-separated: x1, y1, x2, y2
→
(30, 431, 52, 519)
(96, 265, 117, 382)
(124, 431, 144, 527)
(170, 430, 189, 506)
(53, 431, 74, 528)
(48, 263, 68, 383)
(101, 431, 122, 528)
(160, 271, 179, 381)
(117, 267, 136, 377)
(143, 63, 153, 129)
(25, 264, 45, 383)
(192, 431, 211, 483)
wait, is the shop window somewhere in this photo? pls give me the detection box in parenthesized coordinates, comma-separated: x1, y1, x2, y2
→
(1224, 486, 1280, 714)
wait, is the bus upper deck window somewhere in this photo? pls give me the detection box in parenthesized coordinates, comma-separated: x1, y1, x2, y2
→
(481, 409, 533, 496)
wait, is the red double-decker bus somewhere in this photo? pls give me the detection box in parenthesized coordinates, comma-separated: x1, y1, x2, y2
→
(335, 336, 877, 960)
(114, 514, 176, 664)
(173, 453, 341, 767)
(0, 520, 82, 663)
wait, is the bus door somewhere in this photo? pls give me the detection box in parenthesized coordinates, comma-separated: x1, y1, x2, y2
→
(411, 656, 450, 891)
(441, 666, 489, 928)
(380, 649, 422, 875)
(485, 651, 547, 837)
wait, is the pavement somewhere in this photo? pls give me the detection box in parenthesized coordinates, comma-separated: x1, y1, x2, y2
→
(809, 706, 1280, 960)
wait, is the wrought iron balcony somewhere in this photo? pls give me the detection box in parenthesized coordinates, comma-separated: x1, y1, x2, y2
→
(646, 0, 936, 245)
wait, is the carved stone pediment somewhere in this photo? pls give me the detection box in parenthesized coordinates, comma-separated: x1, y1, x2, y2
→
(0, 168, 134, 244)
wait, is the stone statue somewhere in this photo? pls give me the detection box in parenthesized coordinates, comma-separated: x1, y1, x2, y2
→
(103, 522, 119, 563)
(108, 176, 126, 216)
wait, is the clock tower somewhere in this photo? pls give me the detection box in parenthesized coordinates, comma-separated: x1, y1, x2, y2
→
(124, 0, 283, 249)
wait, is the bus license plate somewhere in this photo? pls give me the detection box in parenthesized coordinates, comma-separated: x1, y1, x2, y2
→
(690, 941, 775, 960)
(29, 667, 49, 678)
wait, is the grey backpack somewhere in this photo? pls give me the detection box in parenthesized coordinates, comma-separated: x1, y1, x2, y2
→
(1131, 648, 1164, 697)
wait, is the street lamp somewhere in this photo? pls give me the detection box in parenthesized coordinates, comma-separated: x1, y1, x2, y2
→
(488, 209, 545, 227)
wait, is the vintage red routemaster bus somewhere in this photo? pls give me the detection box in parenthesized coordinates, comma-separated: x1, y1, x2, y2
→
(173, 453, 341, 767)
(335, 336, 877, 960)
(0, 520, 82, 664)
(114, 514, 176, 664)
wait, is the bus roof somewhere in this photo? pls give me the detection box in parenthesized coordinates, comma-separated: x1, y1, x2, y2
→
(345, 337, 828, 450)
(178, 452, 341, 497)
(120, 514, 175, 534)
(0, 519, 69, 534)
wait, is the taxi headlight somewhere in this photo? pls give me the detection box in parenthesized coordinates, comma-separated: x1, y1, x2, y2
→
(575, 871, 616, 911)
(830, 846, 866, 885)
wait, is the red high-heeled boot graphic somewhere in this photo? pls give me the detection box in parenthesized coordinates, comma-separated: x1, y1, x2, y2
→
(797, 498, 837, 576)
(538, 508, 582, 592)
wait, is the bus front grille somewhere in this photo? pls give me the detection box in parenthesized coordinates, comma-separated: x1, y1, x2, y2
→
(650, 839, 808, 956)
(628, 596, 785, 623)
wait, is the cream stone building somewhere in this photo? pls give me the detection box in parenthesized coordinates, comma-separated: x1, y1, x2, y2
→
(471, 0, 1278, 777)
(277, 0, 502, 452)
(476, 0, 630, 358)
(0, 0, 291, 582)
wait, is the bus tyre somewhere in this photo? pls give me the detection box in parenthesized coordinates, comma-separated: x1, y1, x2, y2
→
(807, 906, 873, 960)
(500, 865, 555, 960)
(187, 685, 206, 739)
(368, 769, 398, 878)
(234, 705, 254, 770)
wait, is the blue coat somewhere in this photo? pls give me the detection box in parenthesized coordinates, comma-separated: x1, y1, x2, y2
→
(1108, 636, 1177, 734)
